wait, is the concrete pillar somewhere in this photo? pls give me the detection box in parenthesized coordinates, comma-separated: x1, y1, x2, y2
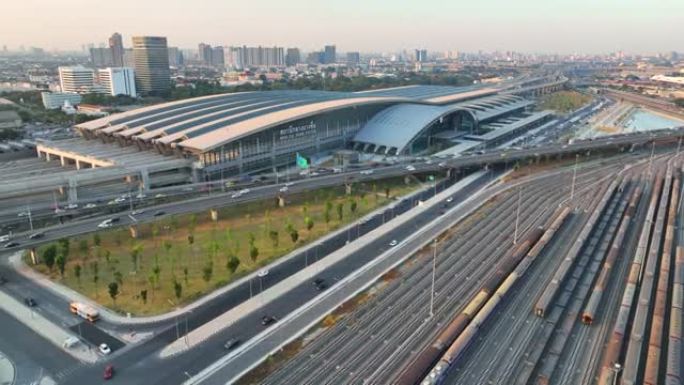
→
(210, 209, 219, 222)
(140, 168, 150, 192)
(75, 160, 81, 170)
(29, 248, 38, 265)
(278, 196, 286, 208)
(129, 226, 139, 239)
(67, 178, 78, 203)
(45, 152, 51, 161)
(60, 156, 66, 167)
(345, 183, 352, 195)
(404, 175, 411, 185)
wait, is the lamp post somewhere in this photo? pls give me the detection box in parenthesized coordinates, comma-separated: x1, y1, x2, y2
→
(611, 363, 622, 385)
(430, 238, 437, 318)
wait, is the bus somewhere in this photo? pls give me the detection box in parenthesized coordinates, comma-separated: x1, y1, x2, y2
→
(69, 302, 100, 322)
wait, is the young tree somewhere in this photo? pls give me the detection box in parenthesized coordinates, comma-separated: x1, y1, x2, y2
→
(163, 240, 173, 255)
(91, 261, 99, 297)
(269, 230, 279, 248)
(250, 246, 259, 262)
(350, 200, 358, 215)
(173, 278, 183, 301)
(113, 270, 123, 293)
(152, 265, 161, 288)
(324, 209, 331, 226)
(202, 261, 213, 284)
(56, 253, 66, 277)
(247, 232, 256, 247)
(305, 216, 314, 231)
(78, 239, 89, 255)
(73, 264, 82, 286)
(385, 187, 391, 198)
(226, 255, 240, 274)
(42, 244, 57, 271)
(57, 238, 70, 258)
(183, 266, 189, 285)
(130, 245, 140, 272)
(289, 229, 299, 243)
(147, 273, 155, 296)
(92, 233, 101, 248)
(336, 202, 344, 221)
(140, 289, 148, 304)
(108, 282, 119, 304)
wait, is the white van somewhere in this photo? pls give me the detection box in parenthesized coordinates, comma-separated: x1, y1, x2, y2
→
(0, 234, 9, 243)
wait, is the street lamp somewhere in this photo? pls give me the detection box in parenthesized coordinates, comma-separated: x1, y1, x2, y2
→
(611, 363, 622, 385)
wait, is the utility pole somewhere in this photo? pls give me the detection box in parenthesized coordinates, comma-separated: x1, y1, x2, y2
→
(430, 238, 437, 318)
(514, 188, 521, 245)
(648, 139, 655, 175)
(678, 136, 682, 157)
(570, 154, 578, 201)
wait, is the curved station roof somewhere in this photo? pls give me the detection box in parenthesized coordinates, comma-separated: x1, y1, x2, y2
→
(75, 85, 503, 154)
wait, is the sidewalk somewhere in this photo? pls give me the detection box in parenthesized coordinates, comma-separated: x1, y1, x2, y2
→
(7, 176, 447, 325)
(161, 171, 489, 357)
(0, 290, 98, 364)
(0, 352, 14, 385)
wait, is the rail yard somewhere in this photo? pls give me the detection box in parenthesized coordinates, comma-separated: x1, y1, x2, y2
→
(246, 147, 684, 385)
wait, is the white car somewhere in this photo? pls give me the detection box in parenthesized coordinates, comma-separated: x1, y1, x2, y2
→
(99, 343, 111, 355)
(136, 193, 147, 199)
(17, 211, 30, 217)
(65, 203, 78, 210)
(279, 186, 289, 192)
(97, 220, 113, 229)
(389, 240, 398, 247)
(360, 170, 374, 175)
(231, 192, 242, 199)
(131, 210, 145, 216)
(285, 182, 294, 187)
(114, 197, 126, 204)
(446, 197, 453, 203)
(239, 189, 250, 195)
(84, 203, 97, 209)
(406, 165, 416, 171)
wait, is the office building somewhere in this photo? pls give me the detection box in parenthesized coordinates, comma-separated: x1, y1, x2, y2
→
(212, 46, 225, 67)
(123, 48, 135, 67)
(109, 33, 124, 67)
(227, 46, 285, 68)
(132, 36, 170, 94)
(90, 47, 113, 68)
(198, 43, 213, 65)
(41, 92, 82, 109)
(168, 47, 184, 67)
(307, 51, 324, 64)
(286, 48, 301, 66)
(346, 52, 360, 64)
(97, 67, 136, 97)
(59, 66, 97, 93)
(415, 49, 428, 62)
(323, 45, 336, 64)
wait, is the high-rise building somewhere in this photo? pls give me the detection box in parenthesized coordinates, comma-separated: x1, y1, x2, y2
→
(323, 45, 336, 64)
(58, 66, 97, 93)
(198, 43, 213, 65)
(226, 46, 285, 68)
(286, 48, 300, 66)
(109, 33, 124, 67)
(168, 47, 183, 67)
(415, 49, 428, 62)
(123, 48, 135, 67)
(132, 36, 170, 94)
(97, 67, 136, 97)
(90, 47, 113, 68)
(307, 51, 324, 64)
(346, 52, 360, 64)
(212, 46, 225, 67)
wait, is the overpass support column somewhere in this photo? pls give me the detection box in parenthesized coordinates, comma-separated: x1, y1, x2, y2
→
(210, 209, 219, 222)
(60, 156, 66, 167)
(75, 160, 81, 170)
(45, 152, 51, 162)
(29, 248, 38, 265)
(129, 225, 139, 239)
(140, 168, 150, 192)
(67, 178, 78, 203)
(278, 195, 286, 208)
(345, 183, 352, 196)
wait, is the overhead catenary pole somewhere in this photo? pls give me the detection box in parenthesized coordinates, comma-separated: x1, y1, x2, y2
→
(514, 187, 522, 245)
(570, 154, 579, 200)
(430, 238, 437, 318)
(648, 138, 655, 175)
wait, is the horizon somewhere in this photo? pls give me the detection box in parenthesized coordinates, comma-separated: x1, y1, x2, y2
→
(2, 0, 682, 55)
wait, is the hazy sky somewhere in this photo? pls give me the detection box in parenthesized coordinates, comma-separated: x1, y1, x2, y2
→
(3, 0, 682, 54)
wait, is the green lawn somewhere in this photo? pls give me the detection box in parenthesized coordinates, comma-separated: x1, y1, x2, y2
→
(28, 178, 424, 315)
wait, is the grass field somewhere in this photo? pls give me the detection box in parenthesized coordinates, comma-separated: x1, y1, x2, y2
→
(538, 90, 593, 113)
(28, 177, 425, 315)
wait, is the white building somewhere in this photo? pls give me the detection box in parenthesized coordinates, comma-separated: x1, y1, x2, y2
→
(41, 92, 82, 109)
(58, 66, 97, 93)
(97, 67, 137, 97)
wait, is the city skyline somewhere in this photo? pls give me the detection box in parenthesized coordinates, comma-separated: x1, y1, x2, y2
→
(2, 0, 683, 54)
